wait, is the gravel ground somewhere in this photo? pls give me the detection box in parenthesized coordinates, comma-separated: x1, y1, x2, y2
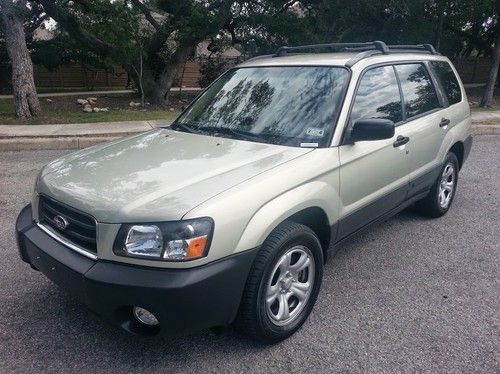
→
(0, 136, 498, 373)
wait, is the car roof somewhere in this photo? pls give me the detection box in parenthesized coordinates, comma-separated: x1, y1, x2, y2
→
(238, 52, 449, 69)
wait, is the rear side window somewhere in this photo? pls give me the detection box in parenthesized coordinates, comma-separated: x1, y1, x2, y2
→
(350, 66, 402, 124)
(430, 61, 462, 105)
(395, 64, 440, 119)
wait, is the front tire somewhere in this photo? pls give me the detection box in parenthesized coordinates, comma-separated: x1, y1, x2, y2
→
(415, 152, 459, 218)
(235, 221, 324, 343)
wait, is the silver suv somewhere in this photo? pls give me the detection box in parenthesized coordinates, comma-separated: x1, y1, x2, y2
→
(16, 42, 472, 343)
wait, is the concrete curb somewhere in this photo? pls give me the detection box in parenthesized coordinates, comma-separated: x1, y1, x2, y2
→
(0, 123, 498, 152)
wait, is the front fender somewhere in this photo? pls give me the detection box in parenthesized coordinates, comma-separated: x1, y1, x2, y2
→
(235, 180, 340, 252)
(183, 147, 341, 265)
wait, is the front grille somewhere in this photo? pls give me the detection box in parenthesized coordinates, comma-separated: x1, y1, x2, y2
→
(38, 195, 97, 254)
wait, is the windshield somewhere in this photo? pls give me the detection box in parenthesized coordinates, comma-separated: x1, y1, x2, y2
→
(172, 66, 349, 147)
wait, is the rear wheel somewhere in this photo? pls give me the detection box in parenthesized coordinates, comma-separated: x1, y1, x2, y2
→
(415, 152, 459, 217)
(235, 221, 323, 343)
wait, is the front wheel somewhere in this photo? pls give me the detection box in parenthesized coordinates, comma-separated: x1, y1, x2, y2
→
(415, 152, 459, 218)
(234, 221, 324, 343)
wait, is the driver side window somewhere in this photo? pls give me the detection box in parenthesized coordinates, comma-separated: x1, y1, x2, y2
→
(350, 66, 403, 124)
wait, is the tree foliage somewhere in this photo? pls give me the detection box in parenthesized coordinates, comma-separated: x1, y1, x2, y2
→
(33, 0, 319, 104)
(8, 0, 498, 106)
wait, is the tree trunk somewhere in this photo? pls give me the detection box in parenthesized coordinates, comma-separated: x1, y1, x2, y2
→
(0, 0, 41, 118)
(124, 63, 180, 106)
(433, 11, 444, 52)
(149, 67, 179, 106)
(144, 45, 194, 106)
(480, 34, 500, 108)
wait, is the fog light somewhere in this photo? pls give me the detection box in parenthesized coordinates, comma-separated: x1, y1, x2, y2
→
(133, 307, 159, 326)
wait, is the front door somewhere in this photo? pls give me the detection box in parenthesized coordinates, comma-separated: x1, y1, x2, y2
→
(338, 65, 409, 239)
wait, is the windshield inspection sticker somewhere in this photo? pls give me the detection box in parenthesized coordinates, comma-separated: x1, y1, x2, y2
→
(300, 142, 319, 148)
(305, 128, 325, 137)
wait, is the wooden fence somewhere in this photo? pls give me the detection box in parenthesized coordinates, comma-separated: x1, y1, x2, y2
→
(33, 63, 129, 90)
(0, 57, 495, 93)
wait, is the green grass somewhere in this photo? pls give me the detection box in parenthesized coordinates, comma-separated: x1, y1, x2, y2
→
(0, 99, 180, 125)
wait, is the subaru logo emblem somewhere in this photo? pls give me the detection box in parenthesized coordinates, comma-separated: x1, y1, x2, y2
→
(53, 215, 69, 231)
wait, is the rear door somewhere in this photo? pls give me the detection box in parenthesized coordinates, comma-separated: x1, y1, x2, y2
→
(393, 63, 446, 198)
(429, 60, 466, 133)
(338, 65, 409, 239)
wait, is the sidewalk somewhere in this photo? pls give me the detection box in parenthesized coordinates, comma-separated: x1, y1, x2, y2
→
(0, 87, 202, 100)
(0, 112, 498, 151)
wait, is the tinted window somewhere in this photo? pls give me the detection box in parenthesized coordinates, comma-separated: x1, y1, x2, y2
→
(350, 66, 402, 124)
(430, 61, 462, 105)
(395, 64, 440, 118)
(175, 66, 349, 147)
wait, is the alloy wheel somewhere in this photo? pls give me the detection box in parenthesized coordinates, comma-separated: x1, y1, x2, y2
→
(438, 162, 455, 208)
(265, 245, 315, 327)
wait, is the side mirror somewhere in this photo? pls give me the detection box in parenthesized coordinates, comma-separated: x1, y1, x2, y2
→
(351, 119, 395, 142)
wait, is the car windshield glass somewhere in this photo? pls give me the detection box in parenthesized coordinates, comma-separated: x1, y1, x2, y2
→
(172, 66, 349, 147)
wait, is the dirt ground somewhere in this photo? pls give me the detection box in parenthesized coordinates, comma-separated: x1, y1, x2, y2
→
(49, 92, 198, 111)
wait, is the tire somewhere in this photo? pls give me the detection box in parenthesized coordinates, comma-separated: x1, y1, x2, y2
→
(415, 152, 459, 218)
(234, 221, 324, 343)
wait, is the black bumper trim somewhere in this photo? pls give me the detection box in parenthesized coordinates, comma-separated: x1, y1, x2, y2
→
(16, 204, 258, 335)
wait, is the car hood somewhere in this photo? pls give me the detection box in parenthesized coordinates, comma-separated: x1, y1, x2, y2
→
(38, 128, 312, 223)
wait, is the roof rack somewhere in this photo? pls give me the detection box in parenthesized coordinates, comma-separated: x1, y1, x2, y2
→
(386, 43, 438, 54)
(274, 41, 440, 59)
(274, 41, 389, 57)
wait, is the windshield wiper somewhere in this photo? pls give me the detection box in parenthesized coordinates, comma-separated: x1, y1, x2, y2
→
(196, 126, 267, 143)
(170, 122, 195, 133)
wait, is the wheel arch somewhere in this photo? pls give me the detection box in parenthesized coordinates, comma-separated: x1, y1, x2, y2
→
(234, 181, 339, 258)
(449, 141, 465, 169)
(286, 207, 332, 261)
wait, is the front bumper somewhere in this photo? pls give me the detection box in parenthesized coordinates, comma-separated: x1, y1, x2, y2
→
(16, 204, 258, 336)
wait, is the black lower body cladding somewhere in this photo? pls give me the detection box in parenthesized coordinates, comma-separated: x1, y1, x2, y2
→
(463, 135, 473, 165)
(16, 204, 259, 336)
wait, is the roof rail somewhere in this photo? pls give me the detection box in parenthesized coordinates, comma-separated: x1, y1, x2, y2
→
(386, 44, 439, 55)
(274, 41, 440, 58)
(274, 41, 389, 57)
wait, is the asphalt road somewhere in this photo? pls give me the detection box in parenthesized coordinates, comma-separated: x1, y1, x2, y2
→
(0, 136, 498, 373)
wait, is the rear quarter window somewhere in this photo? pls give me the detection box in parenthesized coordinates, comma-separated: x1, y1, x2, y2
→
(430, 61, 462, 105)
(395, 63, 441, 119)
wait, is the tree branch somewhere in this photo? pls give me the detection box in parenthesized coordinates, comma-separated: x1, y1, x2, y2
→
(444, 22, 490, 51)
(130, 0, 161, 31)
(35, 0, 116, 57)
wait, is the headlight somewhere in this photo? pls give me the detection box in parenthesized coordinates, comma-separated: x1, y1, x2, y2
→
(113, 218, 213, 261)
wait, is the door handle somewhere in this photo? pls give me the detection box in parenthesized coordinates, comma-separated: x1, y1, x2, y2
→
(439, 118, 450, 127)
(393, 135, 410, 147)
